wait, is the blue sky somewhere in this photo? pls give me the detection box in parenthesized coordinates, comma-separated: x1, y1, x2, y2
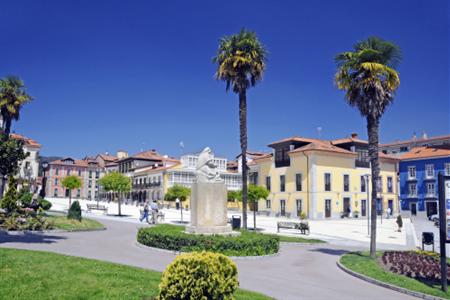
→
(1, 0, 448, 159)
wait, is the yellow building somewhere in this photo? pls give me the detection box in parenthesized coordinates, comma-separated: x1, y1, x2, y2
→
(249, 134, 399, 219)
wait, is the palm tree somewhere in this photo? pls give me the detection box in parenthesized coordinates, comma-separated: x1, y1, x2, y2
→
(0, 76, 33, 138)
(213, 29, 267, 229)
(335, 37, 401, 258)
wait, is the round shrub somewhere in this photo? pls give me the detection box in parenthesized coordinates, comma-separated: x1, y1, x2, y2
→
(137, 224, 279, 256)
(67, 201, 82, 221)
(19, 191, 33, 208)
(38, 198, 52, 211)
(157, 251, 238, 300)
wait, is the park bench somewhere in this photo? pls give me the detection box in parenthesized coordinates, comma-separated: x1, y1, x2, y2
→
(86, 204, 108, 214)
(277, 221, 310, 235)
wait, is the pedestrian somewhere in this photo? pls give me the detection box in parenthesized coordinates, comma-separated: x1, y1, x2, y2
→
(150, 200, 159, 224)
(386, 207, 391, 219)
(140, 201, 150, 223)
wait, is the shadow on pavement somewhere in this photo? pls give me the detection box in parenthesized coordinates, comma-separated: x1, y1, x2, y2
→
(0, 231, 67, 244)
(309, 248, 348, 256)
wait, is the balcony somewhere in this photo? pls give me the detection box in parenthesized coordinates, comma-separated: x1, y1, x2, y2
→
(406, 176, 417, 182)
(132, 182, 161, 189)
(425, 193, 437, 199)
(407, 193, 418, 198)
(355, 160, 370, 168)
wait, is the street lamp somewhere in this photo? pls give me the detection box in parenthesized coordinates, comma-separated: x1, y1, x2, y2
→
(39, 161, 49, 199)
(363, 174, 371, 236)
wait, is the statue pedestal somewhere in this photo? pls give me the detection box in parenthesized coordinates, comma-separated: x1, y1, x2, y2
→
(186, 182, 234, 235)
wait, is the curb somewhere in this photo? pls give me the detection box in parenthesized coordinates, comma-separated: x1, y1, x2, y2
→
(336, 257, 445, 300)
(134, 241, 279, 260)
(0, 227, 106, 234)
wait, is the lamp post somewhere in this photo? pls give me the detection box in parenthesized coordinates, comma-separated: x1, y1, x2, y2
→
(39, 161, 49, 199)
(364, 174, 371, 236)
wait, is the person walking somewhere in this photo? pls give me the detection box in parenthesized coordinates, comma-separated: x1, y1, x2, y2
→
(140, 201, 150, 223)
(150, 200, 159, 224)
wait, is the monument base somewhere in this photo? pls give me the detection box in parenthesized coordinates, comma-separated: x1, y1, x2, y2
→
(185, 224, 238, 235)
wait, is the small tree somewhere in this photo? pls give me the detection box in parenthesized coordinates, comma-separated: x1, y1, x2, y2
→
(0, 176, 18, 213)
(98, 172, 131, 216)
(61, 175, 82, 207)
(68, 200, 82, 221)
(165, 185, 191, 222)
(0, 133, 28, 198)
(236, 184, 269, 230)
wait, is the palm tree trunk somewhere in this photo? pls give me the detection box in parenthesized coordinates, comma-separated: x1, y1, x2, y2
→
(118, 192, 122, 216)
(0, 175, 5, 199)
(367, 115, 380, 259)
(239, 90, 248, 230)
(4, 118, 11, 137)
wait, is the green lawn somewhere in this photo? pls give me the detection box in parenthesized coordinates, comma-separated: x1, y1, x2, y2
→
(278, 235, 325, 243)
(340, 251, 450, 299)
(46, 215, 105, 231)
(0, 248, 271, 300)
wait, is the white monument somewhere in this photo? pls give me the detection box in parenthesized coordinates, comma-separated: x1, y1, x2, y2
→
(186, 147, 233, 235)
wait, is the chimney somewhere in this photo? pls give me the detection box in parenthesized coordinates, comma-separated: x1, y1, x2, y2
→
(351, 133, 358, 139)
(422, 131, 428, 139)
(117, 150, 128, 159)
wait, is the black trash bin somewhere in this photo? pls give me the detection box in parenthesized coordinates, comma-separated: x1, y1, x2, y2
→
(232, 215, 241, 230)
(422, 232, 434, 251)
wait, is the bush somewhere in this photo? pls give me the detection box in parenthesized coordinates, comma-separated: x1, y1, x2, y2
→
(19, 191, 33, 208)
(157, 251, 238, 300)
(0, 212, 52, 231)
(1, 177, 18, 213)
(38, 198, 52, 211)
(67, 201, 82, 221)
(137, 224, 279, 256)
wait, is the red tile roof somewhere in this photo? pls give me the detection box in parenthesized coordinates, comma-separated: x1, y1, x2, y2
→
(98, 154, 118, 162)
(10, 133, 41, 148)
(331, 137, 368, 145)
(400, 146, 450, 160)
(380, 134, 450, 147)
(289, 140, 356, 156)
(268, 136, 320, 147)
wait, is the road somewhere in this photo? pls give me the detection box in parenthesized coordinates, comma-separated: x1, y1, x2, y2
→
(0, 218, 414, 300)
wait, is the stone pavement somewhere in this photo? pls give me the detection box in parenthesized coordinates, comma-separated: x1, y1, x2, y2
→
(48, 197, 416, 250)
(0, 217, 414, 300)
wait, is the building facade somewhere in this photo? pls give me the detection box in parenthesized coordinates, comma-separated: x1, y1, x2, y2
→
(10, 133, 41, 184)
(380, 133, 450, 156)
(399, 146, 450, 217)
(249, 134, 399, 219)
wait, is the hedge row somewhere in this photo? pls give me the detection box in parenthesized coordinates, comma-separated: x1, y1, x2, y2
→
(137, 224, 279, 256)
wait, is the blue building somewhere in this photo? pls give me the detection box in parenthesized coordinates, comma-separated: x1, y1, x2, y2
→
(399, 146, 450, 217)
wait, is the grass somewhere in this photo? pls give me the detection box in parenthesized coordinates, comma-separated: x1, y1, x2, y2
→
(278, 235, 325, 243)
(46, 215, 105, 231)
(340, 251, 450, 299)
(0, 248, 271, 300)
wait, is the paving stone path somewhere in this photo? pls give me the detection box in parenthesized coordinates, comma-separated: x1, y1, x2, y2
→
(0, 218, 414, 300)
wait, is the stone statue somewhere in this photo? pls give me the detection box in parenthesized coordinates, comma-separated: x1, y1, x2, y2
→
(196, 147, 223, 183)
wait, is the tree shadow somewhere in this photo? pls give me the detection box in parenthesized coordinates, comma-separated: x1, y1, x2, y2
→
(309, 248, 348, 256)
(0, 231, 67, 244)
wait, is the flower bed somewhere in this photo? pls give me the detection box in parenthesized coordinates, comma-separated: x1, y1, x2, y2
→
(381, 251, 450, 283)
(137, 224, 279, 256)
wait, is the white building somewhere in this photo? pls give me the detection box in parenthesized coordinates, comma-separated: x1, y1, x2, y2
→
(10, 133, 41, 183)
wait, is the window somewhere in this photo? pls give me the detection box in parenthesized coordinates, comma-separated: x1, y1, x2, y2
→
(408, 166, 416, 179)
(425, 164, 434, 178)
(280, 175, 285, 192)
(266, 176, 271, 191)
(427, 183, 435, 195)
(96, 171, 100, 179)
(296, 199, 302, 216)
(88, 190, 91, 199)
(274, 146, 291, 167)
(360, 176, 366, 192)
(88, 180, 92, 188)
(67, 168, 71, 175)
(445, 163, 450, 176)
(54, 178, 58, 185)
(78, 170, 82, 176)
(296, 174, 302, 191)
(89, 170, 92, 178)
(77, 189, 81, 197)
(376, 176, 382, 192)
(408, 183, 417, 196)
(266, 199, 271, 209)
(324, 173, 331, 191)
(343, 175, 350, 192)
(55, 168, 59, 175)
(54, 188, 58, 197)
(387, 177, 393, 193)
(400, 146, 409, 152)
(249, 172, 258, 185)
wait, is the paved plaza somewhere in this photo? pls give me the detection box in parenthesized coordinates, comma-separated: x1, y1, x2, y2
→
(0, 216, 414, 300)
(48, 197, 417, 250)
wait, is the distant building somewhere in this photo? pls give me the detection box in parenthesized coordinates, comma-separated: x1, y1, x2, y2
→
(46, 153, 119, 200)
(380, 133, 450, 156)
(399, 146, 450, 218)
(130, 152, 242, 206)
(10, 133, 41, 184)
(249, 133, 399, 219)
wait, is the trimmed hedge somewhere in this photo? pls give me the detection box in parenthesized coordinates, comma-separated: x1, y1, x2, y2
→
(68, 201, 82, 221)
(137, 224, 279, 256)
(158, 251, 238, 300)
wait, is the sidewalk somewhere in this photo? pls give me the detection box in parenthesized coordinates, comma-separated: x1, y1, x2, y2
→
(47, 197, 416, 249)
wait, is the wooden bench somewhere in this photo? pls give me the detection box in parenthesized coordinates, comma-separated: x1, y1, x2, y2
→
(86, 204, 108, 214)
(277, 221, 309, 235)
